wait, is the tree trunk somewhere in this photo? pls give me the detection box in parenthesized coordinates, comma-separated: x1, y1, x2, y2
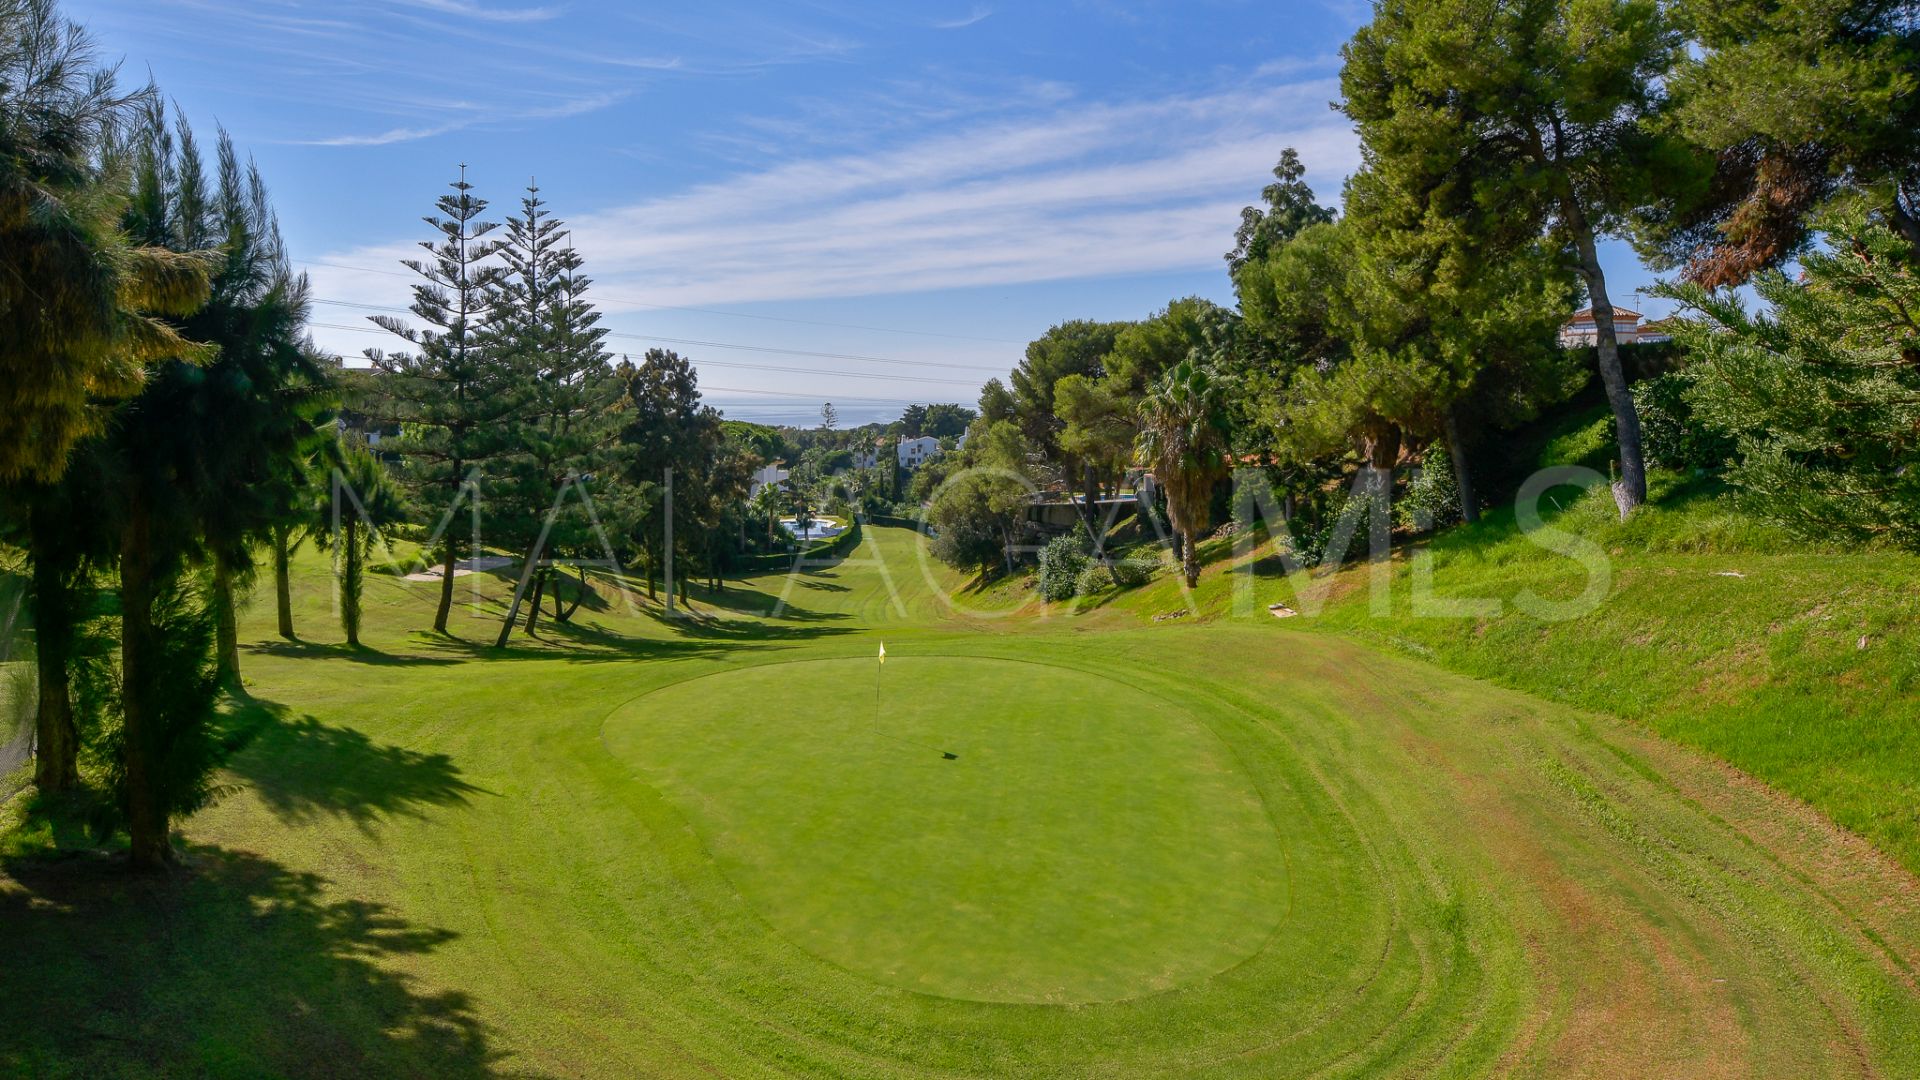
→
(552, 568, 587, 623)
(212, 554, 240, 685)
(119, 495, 169, 870)
(29, 505, 77, 793)
(1889, 201, 1920, 259)
(497, 535, 548, 648)
(523, 568, 547, 636)
(343, 519, 362, 647)
(273, 524, 295, 639)
(1567, 207, 1647, 516)
(1181, 529, 1200, 588)
(1081, 465, 1124, 586)
(1443, 406, 1478, 525)
(432, 532, 457, 635)
(1361, 420, 1402, 472)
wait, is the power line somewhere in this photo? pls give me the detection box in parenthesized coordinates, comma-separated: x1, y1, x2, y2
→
(293, 256, 1025, 345)
(308, 320, 988, 388)
(309, 298, 1012, 374)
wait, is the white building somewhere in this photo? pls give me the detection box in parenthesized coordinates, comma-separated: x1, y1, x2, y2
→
(1559, 306, 1662, 347)
(897, 436, 940, 469)
(854, 436, 943, 470)
(748, 464, 789, 500)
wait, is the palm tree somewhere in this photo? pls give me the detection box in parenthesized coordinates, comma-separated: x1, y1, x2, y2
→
(2, 3, 214, 798)
(751, 481, 785, 544)
(321, 444, 406, 648)
(1137, 359, 1232, 589)
(0, 0, 210, 484)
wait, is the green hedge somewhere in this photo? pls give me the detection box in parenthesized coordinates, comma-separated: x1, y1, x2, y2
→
(863, 512, 935, 534)
(736, 518, 864, 572)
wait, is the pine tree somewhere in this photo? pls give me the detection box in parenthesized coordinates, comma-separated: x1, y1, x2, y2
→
(1662, 212, 1920, 549)
(1340, 0, 1685, 515)
(366, 168, 511, 635)
(1642, 0, 1920, 285)
(103, 107, 227, 868)
(1226, 148, 1337, 275)
(488, 183, 623, 644)
(617, 350, 719, 602)
(0, 95, 212, 798)
(171, 122, 335, 683)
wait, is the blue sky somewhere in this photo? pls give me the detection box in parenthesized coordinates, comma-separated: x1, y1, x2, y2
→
(69, 0, 1670, 426)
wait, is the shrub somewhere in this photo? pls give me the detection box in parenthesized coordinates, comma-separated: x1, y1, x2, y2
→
(1633, 372, 1734, 473)
(1037, 533, 1089, 602)
(1291, 483, 1391, 565)
(1397, 450, 1462, 532)
(1073, 564, 1109, 597)
(1112, 555, 1157, 587)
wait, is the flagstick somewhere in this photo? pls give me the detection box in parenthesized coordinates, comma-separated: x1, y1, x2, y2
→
(868, 645, 958, 760)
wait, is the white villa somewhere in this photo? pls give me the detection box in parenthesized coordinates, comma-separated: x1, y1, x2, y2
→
(749, 464, 789, 500)
(898, 436, 940, 469)
(1558, 306, 1672, 347)
(854, 436, 943, 470)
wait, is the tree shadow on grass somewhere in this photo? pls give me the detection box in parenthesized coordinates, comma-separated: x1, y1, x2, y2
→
(626, 607, 857, 643)
(222, 697, 486, 832)
(0, 847, 510, 1077)
(245, 640, 464, 667)
(411, 623, 820, 663)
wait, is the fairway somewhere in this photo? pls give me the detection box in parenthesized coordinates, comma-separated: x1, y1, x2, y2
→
(4, 526, 1919, 1077)
(604, 656, 1288, 1002)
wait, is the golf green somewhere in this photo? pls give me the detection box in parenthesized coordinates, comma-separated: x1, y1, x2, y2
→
(601, 655, 1290, 1003)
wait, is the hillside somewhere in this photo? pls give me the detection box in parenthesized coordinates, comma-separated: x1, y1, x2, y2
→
(1065, 467, 1920, 876)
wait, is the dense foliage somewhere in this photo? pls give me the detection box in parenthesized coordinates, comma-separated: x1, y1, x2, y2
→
(1664, 214, 1920, 549)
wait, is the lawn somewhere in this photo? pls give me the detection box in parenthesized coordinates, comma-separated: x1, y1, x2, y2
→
(2, 524, 1918, 1076)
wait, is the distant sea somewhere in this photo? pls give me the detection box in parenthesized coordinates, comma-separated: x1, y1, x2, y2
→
(706, 400, 958, 430)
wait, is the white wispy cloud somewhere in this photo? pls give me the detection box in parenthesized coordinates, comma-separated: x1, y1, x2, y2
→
(933, 6, 993, 30)
(565, 80, 1357, 307)
(395, 0, 566, 23)
(293, 90, 626, 147)
(300, 121, 470, 148)
(303, 73, 1359, 356)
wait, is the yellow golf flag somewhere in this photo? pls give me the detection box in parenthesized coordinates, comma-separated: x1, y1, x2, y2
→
(877, 642, 886, 664)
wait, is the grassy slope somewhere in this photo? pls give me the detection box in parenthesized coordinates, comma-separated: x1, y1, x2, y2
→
(0, 528, 1916, 1076)
(1081, 455, 1920, 879)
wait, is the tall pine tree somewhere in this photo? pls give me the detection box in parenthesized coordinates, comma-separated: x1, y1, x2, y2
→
(171, 122, 334, 683)
(1642, 0, 1920, 285)
(1341, 0, 1687, 515)
(367, 168, 511, 635)
(488, 183, 623, 644)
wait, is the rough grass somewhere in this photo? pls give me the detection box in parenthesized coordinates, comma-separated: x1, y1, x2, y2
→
(0, 526, 1916, 1076)
(1096, 469, 1920, 879)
